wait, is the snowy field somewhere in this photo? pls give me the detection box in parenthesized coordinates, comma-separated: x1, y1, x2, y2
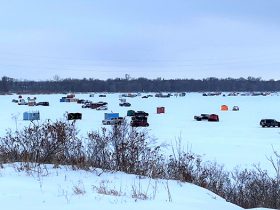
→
(2, 92, 280, 172)
(0, 92, 279, 210)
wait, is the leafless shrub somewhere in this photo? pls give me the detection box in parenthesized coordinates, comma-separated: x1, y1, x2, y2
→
(86, 120, 164, 178)
(92, 180, 124, 197)
(203, 162, 231, 198)
(86, 127, 112, 170)
(266, 146, 280, 182)
(165, 181, 172, 202)
(0, 120, 86, 169)
(166, 139, 206, 184)
(73, 181, 86, 195)
(131, 178, 149, 200)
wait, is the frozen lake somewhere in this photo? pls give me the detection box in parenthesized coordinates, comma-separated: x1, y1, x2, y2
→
(2, 92, 280, 173)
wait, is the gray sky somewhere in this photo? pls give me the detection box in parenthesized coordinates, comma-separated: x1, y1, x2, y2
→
(1, 0, 280, 80)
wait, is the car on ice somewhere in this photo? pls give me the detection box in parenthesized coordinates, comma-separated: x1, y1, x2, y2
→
(260, 119, 280, 127)
(194, 114, 219, 122)
(96, 105, 108, 110)
(119, 102, 131, 107)
(194, 114, 210, 121)
(134, 111, 149, 117)
(102, 117, 124, 125)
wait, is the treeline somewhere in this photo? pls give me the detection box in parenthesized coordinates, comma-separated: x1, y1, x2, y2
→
(1, 76, 280, 93)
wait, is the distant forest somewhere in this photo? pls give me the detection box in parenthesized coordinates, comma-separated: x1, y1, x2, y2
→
(1, 76, 280, 94)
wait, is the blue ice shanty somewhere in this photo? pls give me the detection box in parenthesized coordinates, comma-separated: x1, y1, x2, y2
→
(23, 111, 40, 121)
(104, 113, 119, 120)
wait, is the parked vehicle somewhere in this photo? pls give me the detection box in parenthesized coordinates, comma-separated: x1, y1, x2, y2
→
(77, 99, 86, 104)
(18, 99, 27, 105)
(134, 111, 149, 117)
(194, 114, 210, 121)
(142, 95, 153, 98)
(102, 117, 124, 125)
(232, 106, 239, 111)
(82, 102, 92, 108)
(260, 119, 280, 127)
(119, 102, 131, 107)
(36, 102, 49, 106)
(90, 102, 108, 109)
(12, 99, 18, 103)
(96, 105, 108, 110)
(155, 93, 171, 98)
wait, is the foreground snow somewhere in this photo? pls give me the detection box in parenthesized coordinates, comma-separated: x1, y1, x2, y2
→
(0, 163, 271, 210)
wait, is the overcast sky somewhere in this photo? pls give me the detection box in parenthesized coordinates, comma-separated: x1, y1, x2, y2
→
(0, 0, 280, 80)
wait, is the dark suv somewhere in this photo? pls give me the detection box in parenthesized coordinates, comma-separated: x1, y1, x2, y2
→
(260, 119, 280, 127)
(194, 114, 210, 121)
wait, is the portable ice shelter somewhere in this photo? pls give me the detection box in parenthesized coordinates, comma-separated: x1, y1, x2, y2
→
(67, 113, 82, 120)
(221, 105, 229, 111)
(208, 114, 219, 122)
(23, 111, 40, 121)
(157, 107, 165, 114)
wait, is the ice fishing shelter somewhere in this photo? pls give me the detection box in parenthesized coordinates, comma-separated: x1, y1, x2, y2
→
(221, 105, 229, 111)
(104, 113, 119, 120)
(67, 93, 75, 98)
(127, 110, 135, 116)
(60, 94, 78, 102)
(23, 111, 40, 121)
(208, 114, 219, 122)
(157, 107, 165, 114)
(67, 112, 82, 120)
(60, 97, 67, 102)
(27, 97, 36, 106)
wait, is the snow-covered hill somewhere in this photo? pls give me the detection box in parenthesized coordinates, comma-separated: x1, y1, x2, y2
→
(0, 163, 253, 210)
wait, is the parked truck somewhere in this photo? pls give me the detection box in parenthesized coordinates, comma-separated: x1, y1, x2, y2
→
(102, 113, 124, 125)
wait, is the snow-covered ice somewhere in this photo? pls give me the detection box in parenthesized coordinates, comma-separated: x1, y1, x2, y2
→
(0, 92, 279, 210)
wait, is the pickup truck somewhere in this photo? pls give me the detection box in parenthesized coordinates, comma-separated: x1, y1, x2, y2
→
(194, 114, 210, 121)
(102, 117, 124, 125)
(194, 114, 219, 122)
